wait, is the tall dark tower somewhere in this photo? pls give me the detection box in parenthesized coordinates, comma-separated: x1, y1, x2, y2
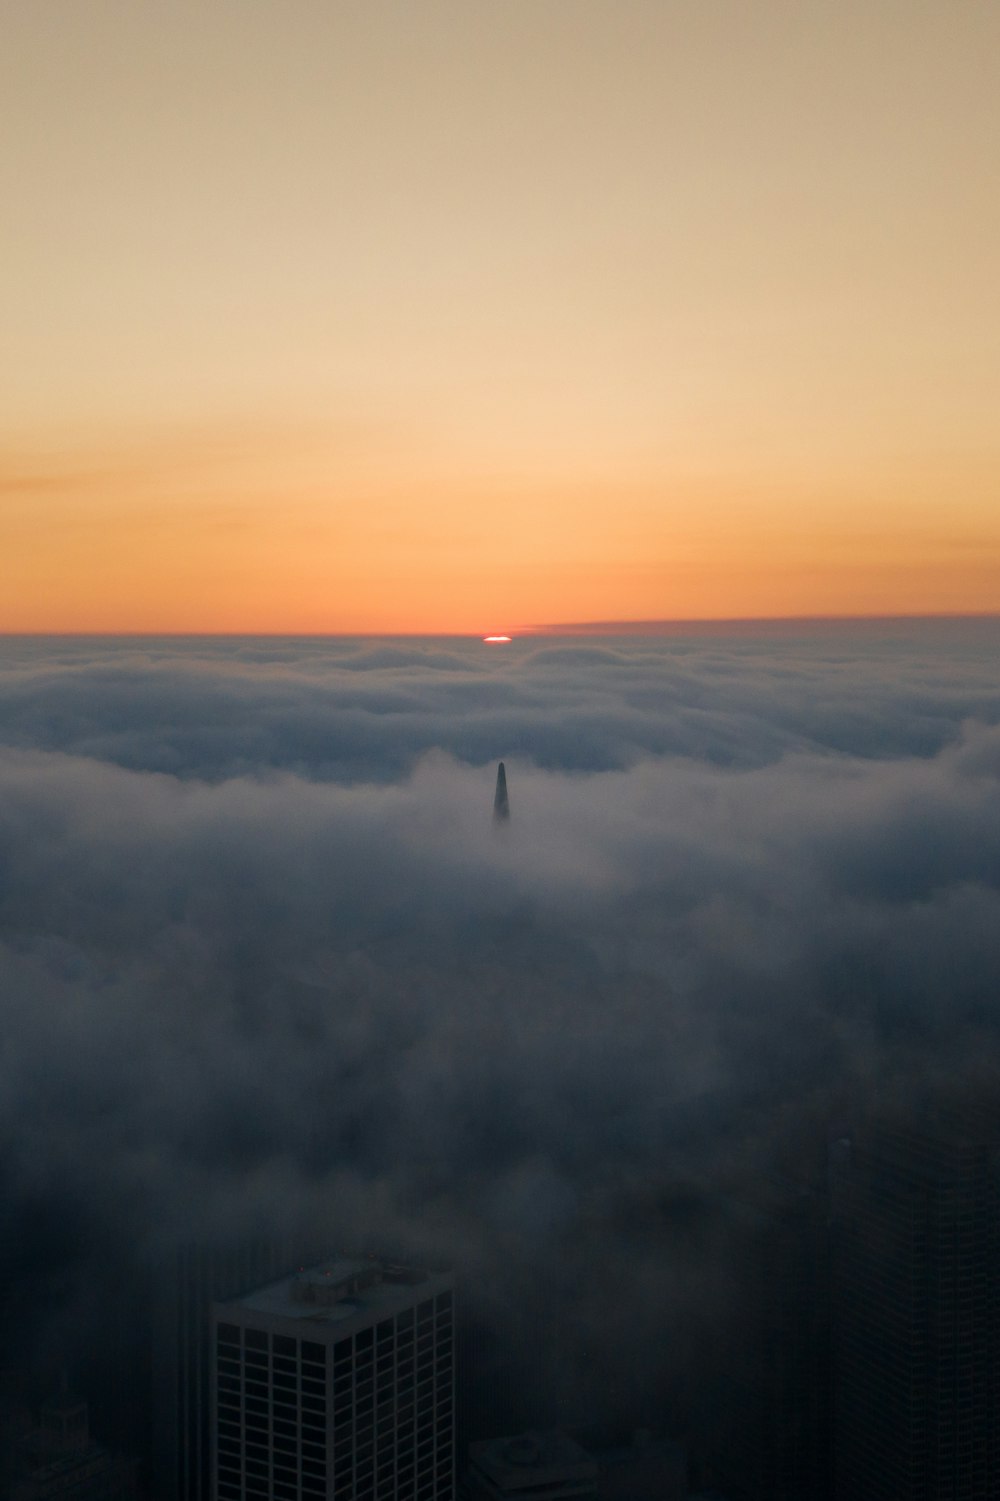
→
(831, 1109, 1000, 1501)
(150, 1238, 315, 1501)
(701, 1172, 832, 1501)
(493, 762, 510, 824)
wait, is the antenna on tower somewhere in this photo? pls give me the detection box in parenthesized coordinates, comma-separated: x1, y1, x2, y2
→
(493, 761, 510, 824)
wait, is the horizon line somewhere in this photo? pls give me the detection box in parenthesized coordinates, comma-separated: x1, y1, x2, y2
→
(526, 611, 1000, 637)
(2, 612, 1000, 640)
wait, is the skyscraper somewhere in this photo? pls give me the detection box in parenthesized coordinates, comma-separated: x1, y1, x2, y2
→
(210, 1256, 455, 1501)
(492, 764, 509, 824)
(151, 1239, 314, 1501)
(831, 1112, 1000, 1500)
(699, 1173, 832, 1500)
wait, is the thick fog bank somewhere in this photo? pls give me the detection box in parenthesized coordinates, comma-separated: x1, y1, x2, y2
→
(2, 627, 1000, 1434)
(3, 624, 999, 781)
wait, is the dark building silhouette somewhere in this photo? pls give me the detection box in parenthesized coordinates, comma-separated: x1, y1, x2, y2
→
(151, 1239, 319, 1501)
(4, 1387, 140, 1501)
(700, 1174, 832, 1501)
(466, 1430, 597, 1501)
(831, 1110, 1000, 1500)
(493, 764, 509, 824)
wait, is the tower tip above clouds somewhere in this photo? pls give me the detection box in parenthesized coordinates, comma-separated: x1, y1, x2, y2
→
(493, 761, 510, 824)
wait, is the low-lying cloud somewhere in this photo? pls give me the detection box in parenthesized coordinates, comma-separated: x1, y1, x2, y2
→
(2, 624, 1000, 1438)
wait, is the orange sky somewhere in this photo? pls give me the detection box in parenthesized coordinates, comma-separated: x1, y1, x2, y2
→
(2, 2, 998, 633)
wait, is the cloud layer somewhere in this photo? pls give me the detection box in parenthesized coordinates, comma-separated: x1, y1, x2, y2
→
(2, 624, 1000, 1437)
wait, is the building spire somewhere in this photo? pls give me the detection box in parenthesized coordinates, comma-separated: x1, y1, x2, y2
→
(493, 761, 510, 824)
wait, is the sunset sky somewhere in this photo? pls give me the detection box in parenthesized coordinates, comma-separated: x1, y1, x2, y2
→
(2, 0, 998, 633)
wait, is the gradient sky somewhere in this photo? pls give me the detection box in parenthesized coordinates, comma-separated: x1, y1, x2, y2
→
(2, 0, 998, 633)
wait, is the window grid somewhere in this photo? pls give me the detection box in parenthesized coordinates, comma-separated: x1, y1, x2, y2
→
(215, 1285, 453, 1500)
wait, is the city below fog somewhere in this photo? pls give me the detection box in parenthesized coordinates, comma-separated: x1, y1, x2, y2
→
(3, 624, 1000, 1498)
